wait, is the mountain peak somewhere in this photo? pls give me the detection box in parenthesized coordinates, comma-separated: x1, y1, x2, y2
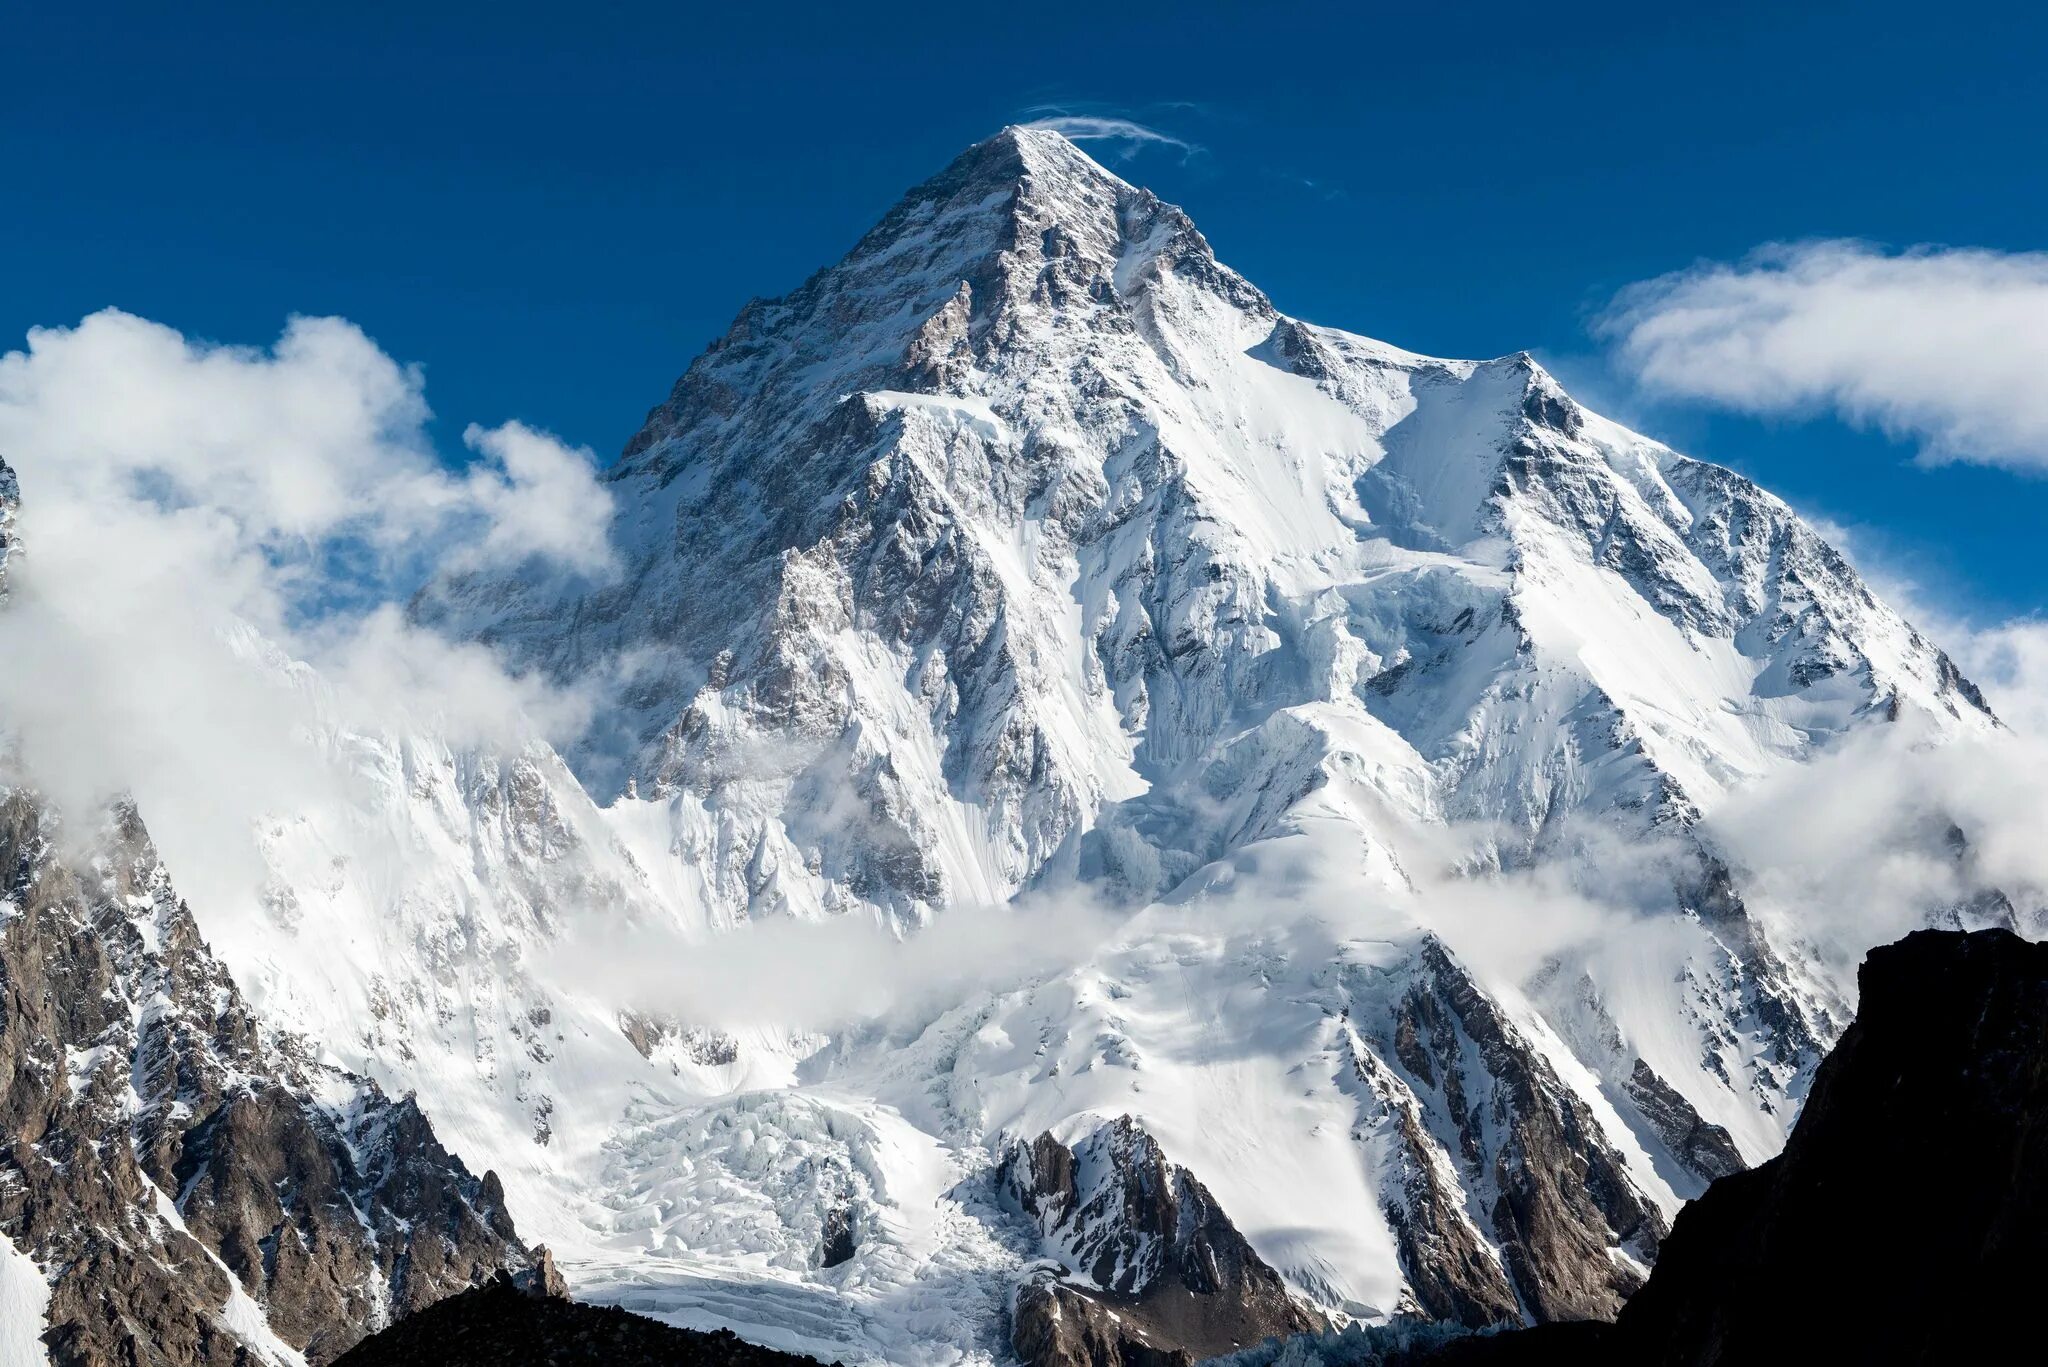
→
(607, 121, 1250, 473)
(946, 122, 1131, 192)
(246, 127, 2023, 1367)
(841, 122, 1143, 270)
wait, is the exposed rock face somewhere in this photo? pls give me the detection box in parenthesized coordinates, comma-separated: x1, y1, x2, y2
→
(1377, 940, 1664, 1322)
(331, 1272, 837, 1367)
(1606, 927, 2048, 1364)
(0, 791, 529, 1364)
(1621, 1061, 1744, 1184)
(1345, 1042, 1522, 1329)
(618, 1011, 741, 1072)
(998, 1117, 1325, 1367)
(0, 455, 18, 596)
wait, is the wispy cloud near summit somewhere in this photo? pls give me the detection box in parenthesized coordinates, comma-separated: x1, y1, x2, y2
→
(1020, 110, 1200, 160)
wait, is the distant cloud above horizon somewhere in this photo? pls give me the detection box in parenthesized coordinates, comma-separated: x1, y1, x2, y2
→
(1601, 240, 2048, 473)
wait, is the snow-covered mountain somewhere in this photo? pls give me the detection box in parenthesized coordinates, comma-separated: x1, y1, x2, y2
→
(67, 127, 2013, 1366)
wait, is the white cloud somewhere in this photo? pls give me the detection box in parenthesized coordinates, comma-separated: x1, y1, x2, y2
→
(1705, 723, 2048, 980)
(458, 421, 617, 576)
(1947, 618, 2048, 734)
(1649, 511, 2048, 968)
(1022, 114, 1198, 159)
(557, 886, 1123, 1032)
(1601, 240, 2048, 470)
(0, 308, 611, 868)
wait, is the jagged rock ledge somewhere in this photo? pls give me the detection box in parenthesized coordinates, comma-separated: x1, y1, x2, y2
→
(998, 1116, 1326, 1367)
(0, 787, 533, 1363)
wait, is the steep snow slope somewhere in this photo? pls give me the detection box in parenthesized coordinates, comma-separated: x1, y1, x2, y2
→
(149, 129, 2006, 1365)
(0, 455, 545, 1367)
(0, 1229, 51, 1367)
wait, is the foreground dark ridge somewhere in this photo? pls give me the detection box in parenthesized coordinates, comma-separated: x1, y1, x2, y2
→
(331, 1274, 841, 1367)
(1220, 927, 2048, 1366)
(1606, 926, 2048, 1363)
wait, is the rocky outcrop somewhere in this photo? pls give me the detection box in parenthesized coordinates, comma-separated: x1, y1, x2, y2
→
(1345, 1040, 1521, 1328)
(1381, 940, 1665, 1323)
(0, 791, 530, 1364)
(1621, 1060, 1744, 1184)
(331, 1272, 836, 1367)
(998, 1117, 1324, 1367)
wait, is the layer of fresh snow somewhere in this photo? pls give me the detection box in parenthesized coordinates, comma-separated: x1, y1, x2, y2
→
(217, 1276, 309, 1367)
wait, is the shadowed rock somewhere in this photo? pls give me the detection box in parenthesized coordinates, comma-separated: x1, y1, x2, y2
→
(332, 1272, 839, 1367)
(999, 1116, 1325, 1367)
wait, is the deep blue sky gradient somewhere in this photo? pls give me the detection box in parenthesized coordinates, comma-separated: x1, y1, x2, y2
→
(7, 1, 2044, 619)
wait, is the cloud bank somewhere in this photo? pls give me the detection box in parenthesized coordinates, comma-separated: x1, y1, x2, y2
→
(1602, 240, 2048, 470)
(0, 308, 611, 870)
(1948, 618, 2048, 734)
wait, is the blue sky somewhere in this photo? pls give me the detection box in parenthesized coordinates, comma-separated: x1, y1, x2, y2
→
(7, 0, 2045, 621)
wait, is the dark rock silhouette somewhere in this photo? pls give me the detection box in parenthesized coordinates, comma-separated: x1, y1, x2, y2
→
(332, 1273, 839, 1367)
(1605, 927, 2048, 1364)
